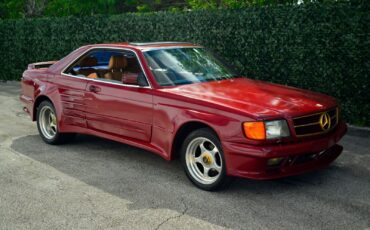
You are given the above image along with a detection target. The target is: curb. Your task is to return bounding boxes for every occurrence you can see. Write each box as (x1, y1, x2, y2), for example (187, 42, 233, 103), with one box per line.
(0, 80, 18, 84)
(347, 124, 370, 137)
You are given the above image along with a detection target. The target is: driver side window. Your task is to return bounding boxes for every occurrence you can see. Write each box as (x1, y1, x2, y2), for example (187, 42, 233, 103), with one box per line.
(65, 49, 148, 86)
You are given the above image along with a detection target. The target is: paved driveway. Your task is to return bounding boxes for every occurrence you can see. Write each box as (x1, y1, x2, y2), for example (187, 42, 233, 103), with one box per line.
(0, 82, 369, 229)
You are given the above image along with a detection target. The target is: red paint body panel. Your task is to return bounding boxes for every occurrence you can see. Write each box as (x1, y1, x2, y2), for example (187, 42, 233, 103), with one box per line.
(223, 121, 346, 179)
(162, 78, 337, 119)
(84, 81, 153, 142)
(20, 42, 347, 180)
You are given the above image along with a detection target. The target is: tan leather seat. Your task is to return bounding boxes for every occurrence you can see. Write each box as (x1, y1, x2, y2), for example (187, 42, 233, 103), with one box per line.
(121, 57, 143, 85)
(104, 56, 127, 81)
(78, 57, 97, 76)
(87, 73, 98, 79)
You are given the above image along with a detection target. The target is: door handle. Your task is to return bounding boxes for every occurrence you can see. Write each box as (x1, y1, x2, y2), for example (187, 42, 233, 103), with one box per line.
(89, 85, 101, 93)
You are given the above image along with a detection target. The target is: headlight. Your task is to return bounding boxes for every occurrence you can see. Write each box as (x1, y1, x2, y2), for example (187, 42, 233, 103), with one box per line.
(265, 120, 290, 139)
(243, 120, 290, 140)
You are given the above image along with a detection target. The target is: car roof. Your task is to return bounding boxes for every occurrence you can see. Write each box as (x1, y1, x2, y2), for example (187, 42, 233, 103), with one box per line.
(85, 41, 200, 51)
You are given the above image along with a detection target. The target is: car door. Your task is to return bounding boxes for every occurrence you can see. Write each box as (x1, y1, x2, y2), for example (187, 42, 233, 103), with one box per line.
(55, 53, 96, 128)
(83, 48, 153, 142)
(55, 74, 90, 128)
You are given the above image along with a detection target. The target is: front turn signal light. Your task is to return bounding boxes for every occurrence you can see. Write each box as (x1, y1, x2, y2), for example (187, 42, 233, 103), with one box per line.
(243, 121, 266, 140)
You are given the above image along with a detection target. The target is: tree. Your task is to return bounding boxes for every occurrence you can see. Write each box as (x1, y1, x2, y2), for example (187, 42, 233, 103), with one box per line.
(44, 0, 118, 17)
(0, 0, 25, 18)
(0, 0, 351, 19)
(25, 0, 48, 17)
(187, 0, 299, 9)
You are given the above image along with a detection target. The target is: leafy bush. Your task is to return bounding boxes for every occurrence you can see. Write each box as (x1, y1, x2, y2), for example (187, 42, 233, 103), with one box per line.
(0, 3, 368, 125)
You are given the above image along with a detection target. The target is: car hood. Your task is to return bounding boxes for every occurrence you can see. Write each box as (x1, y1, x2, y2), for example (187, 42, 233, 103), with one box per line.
(161, 78, 337, 119)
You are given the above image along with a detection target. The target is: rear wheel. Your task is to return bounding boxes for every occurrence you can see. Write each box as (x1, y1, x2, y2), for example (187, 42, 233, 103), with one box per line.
(181, 128, 230, 191)
(36, 100, 74, 144)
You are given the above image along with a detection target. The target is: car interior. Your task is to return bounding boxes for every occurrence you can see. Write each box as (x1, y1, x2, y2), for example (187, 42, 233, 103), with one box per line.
(65, 50, 148, 86)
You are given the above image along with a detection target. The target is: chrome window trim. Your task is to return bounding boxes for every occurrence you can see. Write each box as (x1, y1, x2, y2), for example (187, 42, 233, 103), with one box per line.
(60, 46, 152, 89)
(141, 46, 203, 52)
(129, 41, 192, 46)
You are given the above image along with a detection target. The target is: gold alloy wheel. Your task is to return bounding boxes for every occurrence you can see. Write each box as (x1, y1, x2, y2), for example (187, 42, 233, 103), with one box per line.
(185, 137, 223, 185)
(39, 106, 57, 140)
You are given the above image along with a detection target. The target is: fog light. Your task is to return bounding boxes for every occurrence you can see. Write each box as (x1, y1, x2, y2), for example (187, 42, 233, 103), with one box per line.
(267, 157, 284, 166)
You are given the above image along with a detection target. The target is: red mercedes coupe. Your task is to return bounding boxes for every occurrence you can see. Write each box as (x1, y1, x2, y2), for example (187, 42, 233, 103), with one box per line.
(20, 42, 347, 190)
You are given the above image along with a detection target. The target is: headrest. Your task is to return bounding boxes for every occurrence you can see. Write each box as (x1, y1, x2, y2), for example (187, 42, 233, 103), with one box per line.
(79, 57, 97, 67)
(109, 56, 127, 70)
(126, 58, 141, 72)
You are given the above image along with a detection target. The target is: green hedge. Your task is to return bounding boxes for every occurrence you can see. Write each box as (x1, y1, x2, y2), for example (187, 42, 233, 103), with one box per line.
(0, 3, 369, 125)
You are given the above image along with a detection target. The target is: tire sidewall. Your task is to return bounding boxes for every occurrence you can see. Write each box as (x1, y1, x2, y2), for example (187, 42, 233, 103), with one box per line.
(36, 100, 59, 144)
(181, 128, 228, 191)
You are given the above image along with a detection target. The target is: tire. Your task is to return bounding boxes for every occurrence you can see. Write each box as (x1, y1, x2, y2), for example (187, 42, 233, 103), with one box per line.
(181, 128, 231, 191)
(36, 100, 74, 145)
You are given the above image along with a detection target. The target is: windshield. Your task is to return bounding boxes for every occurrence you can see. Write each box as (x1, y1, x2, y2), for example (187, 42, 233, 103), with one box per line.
(143, 48, 237, 86)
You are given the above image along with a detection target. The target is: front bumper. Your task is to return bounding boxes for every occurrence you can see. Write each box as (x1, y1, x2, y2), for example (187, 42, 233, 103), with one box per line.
(223, 121, 347, 180)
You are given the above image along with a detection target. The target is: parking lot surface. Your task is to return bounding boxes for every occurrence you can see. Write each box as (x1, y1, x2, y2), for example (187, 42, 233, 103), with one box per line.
(0, 81, 369, 229)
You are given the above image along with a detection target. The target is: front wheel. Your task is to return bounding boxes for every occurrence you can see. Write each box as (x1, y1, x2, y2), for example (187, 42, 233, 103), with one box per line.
(181, 128, 230, 191)
(36, 100, 74, 145)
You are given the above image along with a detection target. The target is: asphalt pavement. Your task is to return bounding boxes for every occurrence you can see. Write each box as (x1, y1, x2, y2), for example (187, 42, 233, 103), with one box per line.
(0, 81, 369, 229)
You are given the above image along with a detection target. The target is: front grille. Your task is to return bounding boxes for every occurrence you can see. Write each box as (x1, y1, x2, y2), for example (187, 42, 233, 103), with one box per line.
(293, 108, 339, 137)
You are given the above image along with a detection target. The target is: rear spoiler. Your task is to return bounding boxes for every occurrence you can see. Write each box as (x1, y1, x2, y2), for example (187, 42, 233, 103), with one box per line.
(28, 61, 57, 70)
